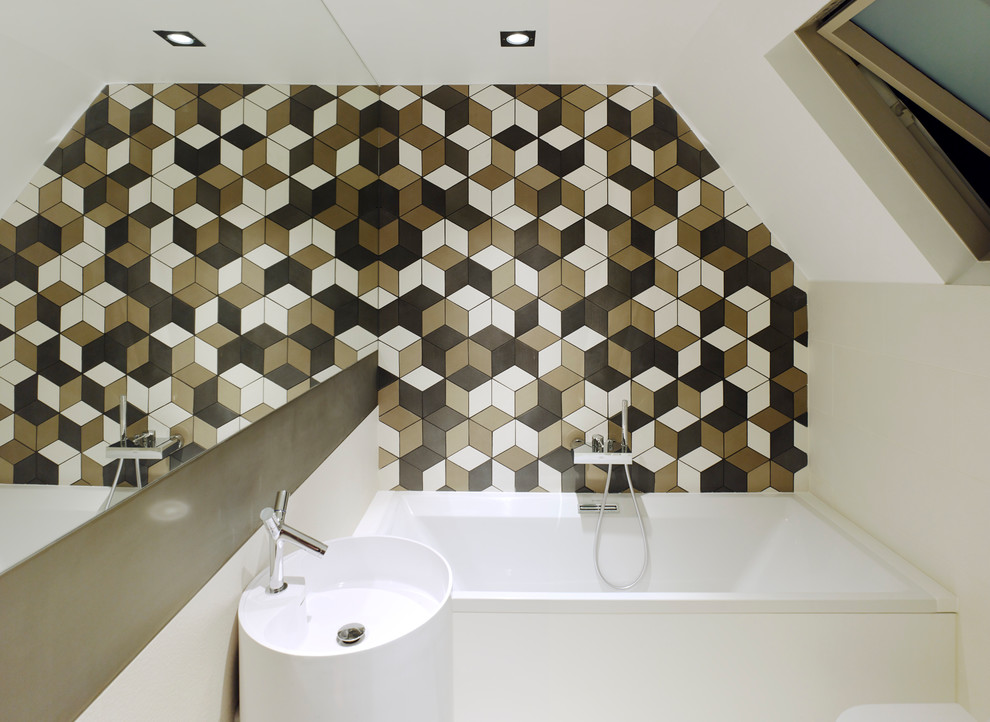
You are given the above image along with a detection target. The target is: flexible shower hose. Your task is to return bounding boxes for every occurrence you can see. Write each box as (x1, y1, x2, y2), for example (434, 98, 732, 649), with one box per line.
(594, 463, 649, 590)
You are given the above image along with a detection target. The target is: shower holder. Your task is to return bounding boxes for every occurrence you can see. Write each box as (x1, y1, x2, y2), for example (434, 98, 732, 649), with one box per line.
(106, 436, 181, 460)
(572, 444, 633, 465)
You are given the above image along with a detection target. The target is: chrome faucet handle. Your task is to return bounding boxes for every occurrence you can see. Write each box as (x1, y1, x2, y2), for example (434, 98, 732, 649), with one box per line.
(260, 501, 328, 594)
(591, 434, 605, 453)
(273, 490, 289, 525)
(260, 507, 281, 539)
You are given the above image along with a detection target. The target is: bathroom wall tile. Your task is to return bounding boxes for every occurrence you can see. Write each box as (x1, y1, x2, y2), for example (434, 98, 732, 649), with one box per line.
(1, 84, 806, 492)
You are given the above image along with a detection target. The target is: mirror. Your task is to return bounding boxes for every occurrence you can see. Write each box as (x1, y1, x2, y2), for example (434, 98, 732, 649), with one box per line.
(0, 59, 378, 571)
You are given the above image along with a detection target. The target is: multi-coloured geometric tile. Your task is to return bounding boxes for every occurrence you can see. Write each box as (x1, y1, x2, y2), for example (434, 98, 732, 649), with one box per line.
(374, 84, 807, 493)
(0, 84, 807, 493)
(0, 84, 379, 486)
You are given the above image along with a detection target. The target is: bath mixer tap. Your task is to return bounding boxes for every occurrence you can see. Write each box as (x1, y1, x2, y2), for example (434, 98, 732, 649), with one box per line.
(260, 491, 328, 594)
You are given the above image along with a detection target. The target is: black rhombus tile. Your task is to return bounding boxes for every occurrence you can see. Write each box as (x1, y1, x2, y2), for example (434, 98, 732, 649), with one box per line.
(422, 420, 446, 456)
(109, 164, 149, 189)
(589, 285, 627, 313)
(197, 402, 239, 428)
(587, 205, 628, 231)
(223, 124, 265, 150)
(58, 418, 82, 451)
(264, 259, 290, 293)
(424, 325, 465, 352)
(424, 86, 467, 111)
(269, 204, 310, 230)
(587, 366, 628, 393)
(448, 205, 488, 231)
(584, 342, 608, 376)
(703, 406, 745, 433)
(772, 286, 807, 312)
(290, 324, 333, 350)
(445, 101, 470, 135)
(770, 422, 794, 456)
(610, 327, 652, 352)
(723, 382, 748, 417)
(193, 378, 219, 413)
(244, 324, 285, 349)
(469, 461, 492, 491)
(773, 447, 807, 473)
(292, 85, 336, 110)
(514, 300, 538, 337)
(611, 165, 651, 192)
(677, 421, 703, 457)
(750, 326, 789, 352)
(36, 339, 59, 373)
(493, 125, 536, 151)
(537, 99, 562, 135)
(517, 405, 559, 432)
(513, 461, 538, 492)
(131, 203, 172, 229)
(412, 351, 448, 389)
(471, 325, 513, 351)
(537, 140, 583, 176)
(399, 460, 425, 491)
(199, 243, 239, 269)
(267, 364, 309, 390)
(540, 446, 573, 474)
(38, 361, 78, 386)
(514, 340, 539, 377)
(131, 361, 170, 388)
(491, 339, 515, 376)
(606, 100, 632, 136)
(425, 406, 467, 432)
(449, 366, 490, 391)
(680, 366, 721, 392)
(402, 444, 444, 473)
(14, 378, 37, 411)
(770, 346, 795, 377)
(20, 400, 58, 426)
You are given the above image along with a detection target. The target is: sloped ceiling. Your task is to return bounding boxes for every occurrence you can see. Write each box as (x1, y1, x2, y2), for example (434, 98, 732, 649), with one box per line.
(0, 0, 945, 282)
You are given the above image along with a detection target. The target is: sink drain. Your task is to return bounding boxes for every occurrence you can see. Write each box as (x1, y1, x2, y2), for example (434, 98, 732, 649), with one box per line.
(337, 623, 366, 646)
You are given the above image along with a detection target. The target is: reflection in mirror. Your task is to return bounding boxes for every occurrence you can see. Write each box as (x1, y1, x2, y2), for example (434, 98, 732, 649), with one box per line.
(0, 79, 379, 573)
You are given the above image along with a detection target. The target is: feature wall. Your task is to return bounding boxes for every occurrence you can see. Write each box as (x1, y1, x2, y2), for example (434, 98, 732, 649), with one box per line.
(0, 83, 806, 492)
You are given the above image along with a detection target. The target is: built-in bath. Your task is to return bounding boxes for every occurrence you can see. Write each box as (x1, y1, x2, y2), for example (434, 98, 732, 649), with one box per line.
(0, 484, 136, 572)
(354, 491, 957, 722)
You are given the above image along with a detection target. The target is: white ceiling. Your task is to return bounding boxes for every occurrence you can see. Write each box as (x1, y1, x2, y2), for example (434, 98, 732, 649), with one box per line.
(0, 0, 950, 283)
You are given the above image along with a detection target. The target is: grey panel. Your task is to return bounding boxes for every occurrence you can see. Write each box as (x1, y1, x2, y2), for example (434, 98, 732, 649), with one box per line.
(0, 354, 377, 722)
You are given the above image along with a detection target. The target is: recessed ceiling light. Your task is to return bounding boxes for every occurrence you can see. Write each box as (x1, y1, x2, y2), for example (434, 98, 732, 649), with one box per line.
(500, 31, 535, 47)
(154, 30, 205, 47)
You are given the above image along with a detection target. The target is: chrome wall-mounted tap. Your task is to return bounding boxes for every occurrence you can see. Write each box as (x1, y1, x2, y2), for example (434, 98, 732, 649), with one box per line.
(259, 490, 328, 594)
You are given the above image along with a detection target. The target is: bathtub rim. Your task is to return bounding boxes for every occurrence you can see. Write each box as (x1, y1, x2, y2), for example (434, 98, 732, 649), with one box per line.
(355, 491, 957, 614)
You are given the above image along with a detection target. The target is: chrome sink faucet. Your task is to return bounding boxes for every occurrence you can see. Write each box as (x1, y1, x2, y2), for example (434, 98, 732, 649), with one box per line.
(259, 490, 328, 594)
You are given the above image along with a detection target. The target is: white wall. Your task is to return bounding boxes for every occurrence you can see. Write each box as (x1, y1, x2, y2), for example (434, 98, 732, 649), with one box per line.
(0, 35, 102, 224)
(809, 282, 990, 718)
(76, 409, 381, 722)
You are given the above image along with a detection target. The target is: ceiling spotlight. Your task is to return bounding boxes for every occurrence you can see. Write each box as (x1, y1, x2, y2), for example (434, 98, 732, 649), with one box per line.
(155, 30, 205, 47)
(500, 31, 535, 47)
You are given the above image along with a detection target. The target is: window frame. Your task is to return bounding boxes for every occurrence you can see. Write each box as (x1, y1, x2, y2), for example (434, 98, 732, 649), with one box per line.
(809, 0, 990, 264)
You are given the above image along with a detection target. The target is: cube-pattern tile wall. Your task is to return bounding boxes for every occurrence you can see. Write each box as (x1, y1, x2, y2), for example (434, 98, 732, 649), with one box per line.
(0, 84, 380, 486)
(374, 85, 807, 493)
(0, 83, 807, 492)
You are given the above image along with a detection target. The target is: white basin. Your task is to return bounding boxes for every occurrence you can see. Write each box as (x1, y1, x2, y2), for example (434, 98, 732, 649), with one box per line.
(238, 535, 452, 722)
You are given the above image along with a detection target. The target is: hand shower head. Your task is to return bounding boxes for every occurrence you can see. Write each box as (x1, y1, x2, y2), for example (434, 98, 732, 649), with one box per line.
(620, 400, 629, 453)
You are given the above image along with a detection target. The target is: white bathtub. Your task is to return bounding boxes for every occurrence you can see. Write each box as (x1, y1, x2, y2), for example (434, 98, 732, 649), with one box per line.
(355, 492, 958, 722)
(0, 484, 134, 571)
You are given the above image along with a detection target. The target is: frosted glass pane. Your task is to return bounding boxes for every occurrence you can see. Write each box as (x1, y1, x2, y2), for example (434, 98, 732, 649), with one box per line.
(853, 0, 990, 120)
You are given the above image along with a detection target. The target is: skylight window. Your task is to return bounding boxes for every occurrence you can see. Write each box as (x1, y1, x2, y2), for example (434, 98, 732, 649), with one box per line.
(814, 0, 990, 263)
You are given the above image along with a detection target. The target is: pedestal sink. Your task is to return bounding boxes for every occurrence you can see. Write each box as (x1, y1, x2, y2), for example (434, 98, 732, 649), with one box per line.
(238, 535, 452, 722)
